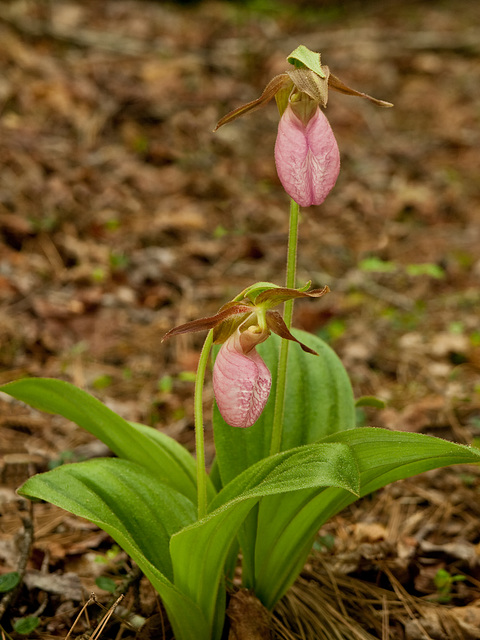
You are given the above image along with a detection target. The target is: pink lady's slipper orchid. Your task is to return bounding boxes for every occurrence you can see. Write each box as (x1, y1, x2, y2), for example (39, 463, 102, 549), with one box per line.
(275, 103, 340, 207)
(213, 326, 271, 428)
(215, 45, 392, 207)
(163, 281, 329, 427)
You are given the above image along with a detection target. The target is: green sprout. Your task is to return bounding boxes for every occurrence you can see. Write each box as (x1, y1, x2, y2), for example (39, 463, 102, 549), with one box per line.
(434, 568, 466, 603)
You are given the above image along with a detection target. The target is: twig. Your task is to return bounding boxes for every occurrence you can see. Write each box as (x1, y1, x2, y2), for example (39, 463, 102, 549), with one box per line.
(380, 565, 435, 640)
(90, 595, 124, 640)
(0, 624, 15, 640)
(65, 565, 144, 640)
(64, 595, 96, 640)
(72, 594, 124, 640)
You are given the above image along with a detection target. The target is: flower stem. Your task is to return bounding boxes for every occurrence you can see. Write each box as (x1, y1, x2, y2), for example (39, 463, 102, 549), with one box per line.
(194, 329, 213, 519)
(269, 198, 300, 456)
(284, 198, 300, 316)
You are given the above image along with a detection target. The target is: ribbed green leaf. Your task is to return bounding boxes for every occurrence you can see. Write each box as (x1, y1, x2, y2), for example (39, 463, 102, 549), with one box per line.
(171, 441, 359, 637)
(0, 378, 210, 502)
(18, 459, 208, 640)
(252, 428, 480, 608)
(211, 442, 359, 509)
(19, 459, 195, 578)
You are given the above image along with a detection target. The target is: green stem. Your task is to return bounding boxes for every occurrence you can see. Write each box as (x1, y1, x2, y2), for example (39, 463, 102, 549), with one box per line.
(194, 329, 213, 519)
(284, 198, 300, 317)
(269, 198, 300, 456)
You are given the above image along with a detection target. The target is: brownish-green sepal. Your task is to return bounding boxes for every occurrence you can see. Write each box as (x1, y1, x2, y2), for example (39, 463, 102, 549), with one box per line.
(266, 311, 318, 355)
(211, 303, 255, 344)
(255, 284, 330, 308)
(236, 281, 328, 307)
(214, 74, 292, 131)
(287, 67, 330, 107)
(162, 303, 252, 341)
(328, 71, 393, 107)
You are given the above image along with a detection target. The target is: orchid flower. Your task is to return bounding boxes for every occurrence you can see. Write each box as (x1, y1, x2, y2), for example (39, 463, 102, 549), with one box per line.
(163, 282, 329, 427)
(213, 326, 272, 428)
(215, 45, 392, 206)
(275, 101, 340, 206)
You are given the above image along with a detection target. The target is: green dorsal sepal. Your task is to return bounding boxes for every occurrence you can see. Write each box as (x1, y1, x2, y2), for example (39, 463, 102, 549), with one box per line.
(287, 45, 326, 78)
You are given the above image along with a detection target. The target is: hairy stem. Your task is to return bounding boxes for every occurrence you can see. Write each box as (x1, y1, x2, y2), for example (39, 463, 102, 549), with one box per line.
(194, 329, 214, 519)
(269, 198, 300, 456)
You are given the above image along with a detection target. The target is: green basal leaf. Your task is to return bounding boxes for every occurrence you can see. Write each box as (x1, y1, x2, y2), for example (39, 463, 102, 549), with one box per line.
(0, 378, 212, 503)
(287, 45, 326, 77)
(171, 441, 359, 638)
(18, 459, 209, 640)
(173, 499, 256, 639)
(130, 422, 212, 501)
(211, 442, 359, 509)
(325, 428, 480, 492)
(19, 459, 195, 579)
(252, 428, 480, 609)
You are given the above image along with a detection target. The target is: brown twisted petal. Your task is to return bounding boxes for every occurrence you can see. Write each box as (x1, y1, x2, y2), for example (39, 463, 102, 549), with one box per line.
(214, 74, 292, 131)
(162, 303, 252, 341)
(327, 71, 393, 107)
(266, 310, 318, 355)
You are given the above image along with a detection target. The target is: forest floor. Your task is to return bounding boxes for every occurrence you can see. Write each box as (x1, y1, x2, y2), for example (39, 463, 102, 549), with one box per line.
(1, 0, 480, 638)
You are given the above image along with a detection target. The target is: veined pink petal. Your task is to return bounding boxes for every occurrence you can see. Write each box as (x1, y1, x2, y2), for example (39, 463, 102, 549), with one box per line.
(213, 330, 272, 428)
(274, 105, 340, 207)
